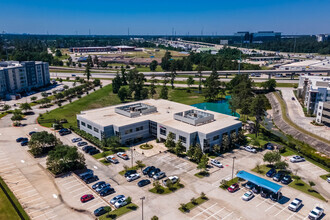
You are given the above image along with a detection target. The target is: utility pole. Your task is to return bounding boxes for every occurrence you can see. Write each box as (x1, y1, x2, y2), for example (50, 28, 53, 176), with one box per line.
(140, 196, 145, 220)
(231, 156, 236, 180)
(130, 147, 134, 168)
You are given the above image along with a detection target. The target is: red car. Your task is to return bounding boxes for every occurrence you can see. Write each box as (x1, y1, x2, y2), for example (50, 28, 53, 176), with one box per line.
(227, 183, 239, 193)
(80, 194, 94, 203)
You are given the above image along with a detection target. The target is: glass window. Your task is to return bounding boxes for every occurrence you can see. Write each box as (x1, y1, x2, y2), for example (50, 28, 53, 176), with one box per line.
(213, 135, 220, 141)
(81, 121, 86, 126)
(87, 124, 92, 129)
(160, 127, 166, 136)
(179, 135, 186, 143)
(94, 127, 99, 133)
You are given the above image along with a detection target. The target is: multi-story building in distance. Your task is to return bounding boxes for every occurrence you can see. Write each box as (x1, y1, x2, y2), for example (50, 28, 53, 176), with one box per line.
(76, 99, 242, 152)
(0, 61, 50, 99)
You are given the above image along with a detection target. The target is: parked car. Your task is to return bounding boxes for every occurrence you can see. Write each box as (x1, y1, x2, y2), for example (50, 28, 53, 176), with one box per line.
(273, 172, 285, 182)
(83, 145, 94, 152)
(16, 137, 27, 142)
(124, 170, 137, 177)
(84, 175, 99, 184)
(92, 181, 106, 190)
(96, 183, 110, 193)
(153, 171, 166, 180)
(227, 183, 239, 193)
(89, 148, 100, 155)
(79, 169, 93, 179)
(270, 192, 282, 201)
(327, 177, 330, 183)
(245, 181, 255, 189)
(266, 168, 277, 178)
(290, 155, 305, 163)
(148, 168, 161, 178)
(59, 128, 71, 136)
(138, 179, 151, 187)
(94, 206, 107, 216)
(29, 131, 37, 136)
(71, 137, 82, 143)
(163, 176, 179, 186)
(252, 186, 261, 194)
(210, 159, 223, 168)
(126, 173, 140, 182)
(242, 191, 254, 201)
(110, 195, 125, 205)
(77, 141, 88, 147)
(117, 152, 129, 160)
(292, 97, 295, 101)
(99, 187, 115, 197)
(143, 166, 155, 175)
(21, 140, 29, 146)
(264, 143, 274, 150)
(80, 194, 94, 203)
(243, 145, 257, 153)
(288, 198, 303, 212)
(114, 198, 128, 209)
(281, 175, 292, 184)
(261, 189, 271, 198)
(106, 156, 119, 164)
(308, 206, 324, 220)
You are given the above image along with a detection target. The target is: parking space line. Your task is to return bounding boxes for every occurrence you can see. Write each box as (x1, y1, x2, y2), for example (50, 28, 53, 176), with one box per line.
(32, 201, 46, 207)
(256, 199, 267, 207)
(82, 198, 100, 206)
(0, 166, 16, 172)
(19, 189, 36, 195)
(66, 182, 83, 189)
(197, 206, 214, 217)
(47, 215, 58, 219)
(275, 205, 288, 216)
(205, 207, 225, 220)
(13, 185, 33, 192)
(11, 182, 30, 189)
(2, 172, 21, 177)
(265, 202, 278, 212)
(70, 186, 86, 193)
(222, 211, 233, 220)
(21, 193, 39, 200)
(190, 203, 218, 219)
(73, 192, 91, 197)
(287, 211, 297, 220)
(25, 197, 42, 204)
(88, 201, 106, 210)
(31, 213, 45, 219)
(62, 179, 78, 186)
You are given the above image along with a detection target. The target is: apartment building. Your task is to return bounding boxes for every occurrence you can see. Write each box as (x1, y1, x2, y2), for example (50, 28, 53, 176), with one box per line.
(76, 99, 242, 152)
(316, 102, 330, 127)
(0, 61, 50, 99)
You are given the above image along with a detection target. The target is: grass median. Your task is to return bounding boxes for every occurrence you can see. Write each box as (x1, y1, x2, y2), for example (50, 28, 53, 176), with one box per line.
(99, 203, 138, 220)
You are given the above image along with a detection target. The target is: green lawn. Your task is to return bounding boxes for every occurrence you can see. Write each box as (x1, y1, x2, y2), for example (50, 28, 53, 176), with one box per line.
(219, 177, 239, 190)
(99, 203, 138, 220)
(149, 183, 184, 195)
(320, 174, 330, 180)
(179, 196, 209, 212)
(136, 65, 163, 72)
(194, 171, 210, 178)
(289, 179, 326, 201)
(0, 177, 30, 220)
(0, 112, 8, 119)
(251, 164, 271, 175)
(38, 84, 121, 128)
(169, 88, 206, 105)
(100, 159, 111, 166)
(118, 165, 145, 176)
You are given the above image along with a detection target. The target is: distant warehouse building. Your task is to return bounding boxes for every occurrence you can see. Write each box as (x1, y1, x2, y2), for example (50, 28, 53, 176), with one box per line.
(76, 99, 242, 152)
(70, 45, 138, 53)
(0, 61, 50, 99)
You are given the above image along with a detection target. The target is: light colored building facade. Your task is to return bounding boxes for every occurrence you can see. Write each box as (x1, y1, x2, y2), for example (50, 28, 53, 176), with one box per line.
(76, 99, 242, 152)
(316, 102, 330, 127)
(0, 61, 50, 99)
(297, 76, 330, 114)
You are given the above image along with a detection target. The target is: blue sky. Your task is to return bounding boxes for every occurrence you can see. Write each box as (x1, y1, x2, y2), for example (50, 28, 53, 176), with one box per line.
(1, 0, 329, 35)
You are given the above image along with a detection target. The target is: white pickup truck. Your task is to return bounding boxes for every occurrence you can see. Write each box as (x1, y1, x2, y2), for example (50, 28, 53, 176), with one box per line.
(308, 206, 324, 220)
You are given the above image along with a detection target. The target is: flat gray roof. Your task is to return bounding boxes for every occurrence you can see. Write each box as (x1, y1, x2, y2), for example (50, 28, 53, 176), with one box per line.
(77, 99, 241, 134)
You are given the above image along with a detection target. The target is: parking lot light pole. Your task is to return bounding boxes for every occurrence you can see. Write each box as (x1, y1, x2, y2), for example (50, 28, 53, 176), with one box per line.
(232, 156, 236, 180)
(140, 196, 145, 220)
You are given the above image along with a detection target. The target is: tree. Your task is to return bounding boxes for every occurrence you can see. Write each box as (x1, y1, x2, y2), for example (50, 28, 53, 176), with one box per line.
(63, 85, 69, 90)
(28, 131, 58, 156)
(180, 203, 188, 212)
(2, 104, 11, 111)
(187, 145, 196, 159)
(78, 62, 82, 68)
(174, 140, 186, 156)
(30, 96, 37, 102)
(165, 132, 176, 150)
(150, 60, 158, 71)
(153, 180, 162, 193)
(250, 95, 266, 137)
(193, 145, 203, 163)
(169, 61, 177, 89)
(186, 76, 195, 92)
(197, 154, 209, 170)
(112, 73, 122, 94)
(229, 95, 240, 116)
(196, 64, 204, 92)
(20, 102, 32, 113)
(212, 144, 221, 154)
(84, 62, 91, 81)
(55, 93, 64, 103)
(203, 69, 220, 101)
(40, 98, 51, 107)
(93, 79, 101, 87)
(263, 151, 281, 165)
(41, 92, 48, 98)
(135, 160, 144, 169)
(221, 133, 230, 152)
(308, 181, 315, 192)
(67, 56, 72, 66)
(159, 85, 168, 99)
(230, 132, 239, 148)
(118, 87, 128, 102)
(261, 79, 277, 92)
(240, 99, 251, 121)
(11, 113, 23, 126)
(121, 68, 128, 85)
(151, 216, 159, 220)
(161, 51, 172, 71)
(149, 74, 157, 98)
(93, 55, 99, 66)
(46, 145, 85, 175)
(200, 192, 207, 199)
(274, 160, 289, 170)
(55, 49, 62, 57)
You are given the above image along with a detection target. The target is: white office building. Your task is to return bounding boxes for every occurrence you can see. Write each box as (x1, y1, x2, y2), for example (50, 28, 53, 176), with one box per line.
(77, 99, 242, 152)
(316, 102, 330, 127)
(0, 61, 50, 99)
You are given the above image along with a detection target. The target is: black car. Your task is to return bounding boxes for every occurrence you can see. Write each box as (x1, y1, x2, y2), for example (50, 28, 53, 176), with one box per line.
(29, 131, 37, 136)
(21, 140, 29, 146)
(16, 137, 28, 142)
(124, 170, 137, 177)
(81, 173, 94, 181)
(148, 168, 161, 178)
(266, 168, 277, 178)
(84, 175, 99, 184)
(79, 169, 93, 179)
(58, 128, 71, 136)
(270, 192, 282, 202)
(261, 189, 271, 198)
(99, 187, 115, 197)
(264, 143, 274, 150)
(138, 179, 151, 187)
(94, 207, 107, 216)
(89, 149, 100, 155)
(77, 141, 88, 147)
(82, 145, 94, 152)
(143, 166, 155, 175)
(92, 181, 106, 190)
(281, 175, 292, 184)
(273, 172, 285, 182)
(252, 186, 261, 194)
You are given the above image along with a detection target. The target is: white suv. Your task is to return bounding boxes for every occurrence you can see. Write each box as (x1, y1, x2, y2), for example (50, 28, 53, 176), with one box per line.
(288, 198, 302, 212)
(243, 145, 257, 153)
(290, 155, 305, 163)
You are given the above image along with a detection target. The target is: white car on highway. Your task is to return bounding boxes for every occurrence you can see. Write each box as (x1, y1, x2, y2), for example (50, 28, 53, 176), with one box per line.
(290, 155, 305, 163)
(211, 159, 223, 168)
(243, 145, 257, 153)
(126, 173, 140, 182)
(241, 191, 254, 201)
